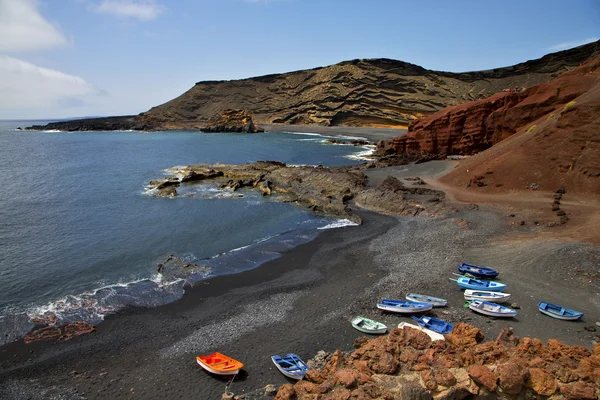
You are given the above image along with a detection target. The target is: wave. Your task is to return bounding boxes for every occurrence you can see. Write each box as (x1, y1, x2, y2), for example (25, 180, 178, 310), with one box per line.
(0, 216, 345, 345)
(345, 145, 376, 160)
(318, 219, 360, 230)
(284, 131, 368, 141)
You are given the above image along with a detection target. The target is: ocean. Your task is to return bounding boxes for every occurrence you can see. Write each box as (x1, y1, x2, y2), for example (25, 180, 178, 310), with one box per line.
(0, 120, 373, 345)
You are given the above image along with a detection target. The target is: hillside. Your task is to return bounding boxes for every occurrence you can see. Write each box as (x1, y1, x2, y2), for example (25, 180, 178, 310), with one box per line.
(383, 55, 600, 195)
(139, 40, 600, 129)
(28, 40, 600, 131)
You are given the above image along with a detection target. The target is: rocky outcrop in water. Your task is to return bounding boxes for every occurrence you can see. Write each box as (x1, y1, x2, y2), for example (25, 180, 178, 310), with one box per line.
(156, 254, 211, 281)
(26, 116, 147, 132)
(275, 324, 600, 399)
(147, 162, 448, 223)
(200, 109, 264, 133)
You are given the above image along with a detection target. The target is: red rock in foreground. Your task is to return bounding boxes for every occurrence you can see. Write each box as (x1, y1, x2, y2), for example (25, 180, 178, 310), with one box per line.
(24, 322, 95, 344)
(275, 324, 600, 399)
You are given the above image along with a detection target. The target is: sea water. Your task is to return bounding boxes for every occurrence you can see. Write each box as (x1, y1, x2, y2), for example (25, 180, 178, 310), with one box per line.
(0, 120, 374, 344)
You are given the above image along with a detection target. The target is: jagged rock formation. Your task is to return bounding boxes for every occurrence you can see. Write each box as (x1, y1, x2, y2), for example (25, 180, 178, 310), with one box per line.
(200, 109, 264, 133)
(377, 54, 600, 158)
(381, 54, 600, 196)
(275, 324, 600, 399)
(26, 41, 600, 131)
(147, 162, 448, 223)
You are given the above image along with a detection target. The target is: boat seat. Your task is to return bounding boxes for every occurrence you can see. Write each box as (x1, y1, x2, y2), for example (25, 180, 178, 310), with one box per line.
(559, 309, 566, 315)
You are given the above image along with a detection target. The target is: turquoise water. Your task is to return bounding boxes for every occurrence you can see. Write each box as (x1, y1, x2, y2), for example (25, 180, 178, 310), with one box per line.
(0, 120, 371, 344)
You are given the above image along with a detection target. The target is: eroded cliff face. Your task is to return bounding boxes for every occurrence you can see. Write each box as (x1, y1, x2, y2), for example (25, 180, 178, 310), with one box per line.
(26, 41, 600, 132)
(378, 55, 600, 157)
(275, 324, 600, 400)
(141, 41, 599, 130)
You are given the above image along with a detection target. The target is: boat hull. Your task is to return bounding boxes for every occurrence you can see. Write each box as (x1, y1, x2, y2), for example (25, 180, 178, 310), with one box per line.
(398, 322, 445, 341)
(464, 290, 511, 303)
(351, 317, 387, 334)
(377, 303, 432, 313)
(458, 263, 499, 278)
(538, 302, 583, 321)
(413, 316, 453, 334)
(468, 301, 517, 318)
(538, 309, 583, 321)
(405, 294, 447, 307)
(196, 358, 242, 375)
(271, 356, 308, 380)
(456, 277, 506, 292)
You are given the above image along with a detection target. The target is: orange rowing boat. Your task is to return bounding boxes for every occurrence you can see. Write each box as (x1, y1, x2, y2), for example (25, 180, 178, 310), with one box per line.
(196, 352, 243, 375)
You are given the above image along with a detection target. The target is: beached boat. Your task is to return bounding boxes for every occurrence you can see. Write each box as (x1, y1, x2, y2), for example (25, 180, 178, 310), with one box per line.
(468, 300, 517, 318)
(271, 353, 310, 380)
(464, 289, 511, 303)
(397, 322, 445, 341)
(405, 293, 447, 307)
(538, 302, 584, 321)
(411, 315, 454, 334)
(196, 352, 244, 375)
(450, 276, 506, 292)
(458, 263, 499, 278)
(350, 316, 387, 334)
(376, 298, 433, 313)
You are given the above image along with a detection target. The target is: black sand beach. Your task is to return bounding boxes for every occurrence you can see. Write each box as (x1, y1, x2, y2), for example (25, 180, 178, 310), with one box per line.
(1, 127, 599, 400)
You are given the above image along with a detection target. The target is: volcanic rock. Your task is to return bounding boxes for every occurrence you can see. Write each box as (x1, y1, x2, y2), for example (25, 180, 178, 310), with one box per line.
(24, 322, 95, 344)
(156, 254, 210, 280)
(27, 41, 600, 131)
(200, 109, 264, 133)
(435, 55, 600, 195)
(276, 324, 600, 399)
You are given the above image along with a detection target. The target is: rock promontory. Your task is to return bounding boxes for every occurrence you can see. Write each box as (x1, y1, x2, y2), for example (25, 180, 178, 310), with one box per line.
(147, 161, 448, 223)
(200, 109, 264, 133)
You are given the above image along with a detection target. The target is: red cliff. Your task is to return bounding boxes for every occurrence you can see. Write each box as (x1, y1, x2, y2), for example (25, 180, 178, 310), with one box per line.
(379, 56, 600, 156)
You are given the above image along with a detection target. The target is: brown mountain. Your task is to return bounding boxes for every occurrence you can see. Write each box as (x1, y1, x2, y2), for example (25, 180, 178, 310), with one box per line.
(28, 40, 600, 131)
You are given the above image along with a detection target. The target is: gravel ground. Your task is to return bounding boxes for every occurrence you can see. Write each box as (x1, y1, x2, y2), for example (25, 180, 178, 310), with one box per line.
(1, 204, 598, 399)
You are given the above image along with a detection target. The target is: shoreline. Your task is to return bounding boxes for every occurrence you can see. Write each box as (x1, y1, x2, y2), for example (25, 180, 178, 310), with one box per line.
(262, 123, 407, 143)
(1, 179, 599, 398)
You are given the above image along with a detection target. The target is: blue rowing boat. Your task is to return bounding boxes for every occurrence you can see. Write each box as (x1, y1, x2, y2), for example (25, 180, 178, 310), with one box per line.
(271, 354, 310, 380)
(458, 263, 499, 278)
(449, 276, 506, 292)
(411, 315, 454, 334)
(376, 299, 433, 313)
(538, 302, 584, 321)
(405, 293, 447, 307)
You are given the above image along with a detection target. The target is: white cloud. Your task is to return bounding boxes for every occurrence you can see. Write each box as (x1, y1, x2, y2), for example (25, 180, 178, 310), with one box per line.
(0, 55, 102, 118)
(548, 37, 599, 52)
(95, 0, 164, 21)
(0, 0, 69, 52)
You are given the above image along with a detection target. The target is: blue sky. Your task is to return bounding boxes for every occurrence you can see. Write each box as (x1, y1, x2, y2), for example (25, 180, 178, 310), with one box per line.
(1, 0, 598, 119)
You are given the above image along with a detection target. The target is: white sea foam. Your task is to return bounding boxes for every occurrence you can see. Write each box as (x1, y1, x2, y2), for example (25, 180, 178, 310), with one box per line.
(284, 131, 324, 137)
(42, 129, 62, 133)
(345, 145, 376, 160)
(318, 219, 360, 230)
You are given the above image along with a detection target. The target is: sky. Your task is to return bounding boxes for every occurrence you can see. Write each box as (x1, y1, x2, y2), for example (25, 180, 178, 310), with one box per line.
(1, 0, 599, 119)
